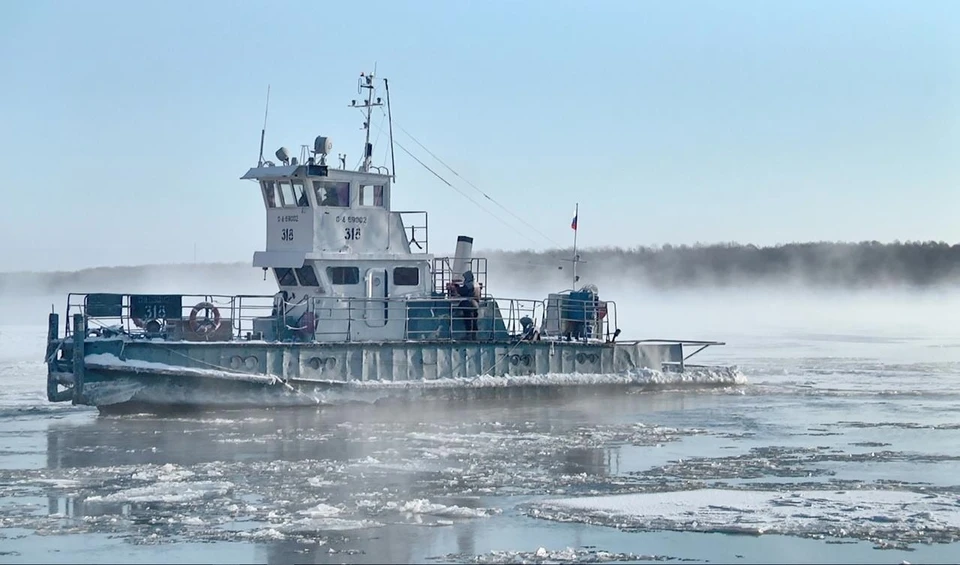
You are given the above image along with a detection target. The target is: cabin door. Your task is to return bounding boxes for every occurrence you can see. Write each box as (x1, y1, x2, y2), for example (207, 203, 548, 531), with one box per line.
(364, 268, 388, 327)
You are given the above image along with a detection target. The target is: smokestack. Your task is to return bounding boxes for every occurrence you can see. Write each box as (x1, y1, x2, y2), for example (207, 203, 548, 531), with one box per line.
(451, 235, 474, 282)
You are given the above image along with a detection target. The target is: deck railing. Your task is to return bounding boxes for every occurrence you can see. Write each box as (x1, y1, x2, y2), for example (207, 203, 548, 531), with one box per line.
(62, 291, 620, 344)
(278, 294, 546, 342)
(396, 210, 428, 254)
(64, 293, 276, 340)
(431, 257, 489, 297)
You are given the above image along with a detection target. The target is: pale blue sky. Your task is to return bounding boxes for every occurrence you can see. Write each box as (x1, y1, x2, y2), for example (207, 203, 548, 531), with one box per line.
(1, 0, 957, 272)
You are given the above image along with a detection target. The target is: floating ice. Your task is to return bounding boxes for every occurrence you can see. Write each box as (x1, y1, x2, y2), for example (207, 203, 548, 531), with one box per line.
(432, 547, 685, 563)
(131, 463, 195, 482)
(85, 481, 233, 503)
(299, 502, 342, 518)
(393, 498, 501, 518)
(280, 516, 383, 533)
(532, 488, 960, 546)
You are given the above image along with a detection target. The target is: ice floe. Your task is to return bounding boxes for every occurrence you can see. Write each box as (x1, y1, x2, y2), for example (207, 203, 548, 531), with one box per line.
(85, 481, 233, 503)
(531, 488, 960, 546)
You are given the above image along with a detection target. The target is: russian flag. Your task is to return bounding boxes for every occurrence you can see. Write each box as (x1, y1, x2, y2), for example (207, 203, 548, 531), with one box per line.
(571, 213, 578, 231)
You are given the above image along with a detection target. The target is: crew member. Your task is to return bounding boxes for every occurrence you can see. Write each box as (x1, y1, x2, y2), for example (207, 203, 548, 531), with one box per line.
(457, 271, 480, 340)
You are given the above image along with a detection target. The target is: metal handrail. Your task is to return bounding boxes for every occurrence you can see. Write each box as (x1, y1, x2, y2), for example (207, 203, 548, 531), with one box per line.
(395, 210, 428, 254)
(64, 292, 276, 339)
(432, 257, 489, 297)
(63, 292, 550, 343)
(297, 294, 544, 342)
(63, 291, 621, 344)
(540, 294, 618, 343)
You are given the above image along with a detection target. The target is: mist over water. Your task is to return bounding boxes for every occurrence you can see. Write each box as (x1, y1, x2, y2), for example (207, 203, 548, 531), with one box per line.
(3, 240, 960, 299)
(485, 241, 960, 290)
(2, 249, 959, 348)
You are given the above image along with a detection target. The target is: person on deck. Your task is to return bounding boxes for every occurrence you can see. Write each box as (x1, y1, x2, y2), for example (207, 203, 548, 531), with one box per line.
(457, 271, 480, 340)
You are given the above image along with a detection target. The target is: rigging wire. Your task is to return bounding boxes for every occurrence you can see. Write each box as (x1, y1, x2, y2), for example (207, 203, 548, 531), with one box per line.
(391, 138, 541, 245)
(372, 110, 385, 155)
(357, 108, 542, 246)
(364, 106, 562, 249)
(389, 116, 564, 249)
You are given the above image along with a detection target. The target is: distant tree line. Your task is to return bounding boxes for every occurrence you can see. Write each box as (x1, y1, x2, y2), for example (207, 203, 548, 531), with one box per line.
(1, 241, 959, 297)
(484, 241, 960, 289)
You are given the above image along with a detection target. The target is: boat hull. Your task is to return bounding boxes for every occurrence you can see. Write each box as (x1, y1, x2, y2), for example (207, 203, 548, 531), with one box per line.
(47, 334, 742, 414)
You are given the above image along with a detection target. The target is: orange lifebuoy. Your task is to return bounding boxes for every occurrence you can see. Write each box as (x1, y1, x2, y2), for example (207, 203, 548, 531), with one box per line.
(597, 301, 607, 320)
(189, 302, 221, 334)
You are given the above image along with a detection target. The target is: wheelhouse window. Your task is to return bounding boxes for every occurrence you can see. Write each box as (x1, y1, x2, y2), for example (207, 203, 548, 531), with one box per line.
(277, 180, 309, 207)
(262, 181, 278, 208)
(295, 266, 320, 287)
(292, 181, 308, 206)
(359, 184, 384, 207)
(315, 181, 350, 207)
(274, 268, 298, 286)
(327, 266, 360, 285)
(393, 266, 420, 286)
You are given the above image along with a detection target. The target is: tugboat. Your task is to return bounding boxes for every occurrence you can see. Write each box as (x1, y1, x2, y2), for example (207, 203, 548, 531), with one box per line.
(43, 72, 739, 414)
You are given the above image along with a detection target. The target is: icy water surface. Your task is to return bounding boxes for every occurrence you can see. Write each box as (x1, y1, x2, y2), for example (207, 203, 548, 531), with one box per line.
(1, 311, 960, 564)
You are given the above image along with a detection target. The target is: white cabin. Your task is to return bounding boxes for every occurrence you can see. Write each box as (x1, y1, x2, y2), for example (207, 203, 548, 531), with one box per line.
(243, 162, 432, 299)
(240, 158, 452, 341)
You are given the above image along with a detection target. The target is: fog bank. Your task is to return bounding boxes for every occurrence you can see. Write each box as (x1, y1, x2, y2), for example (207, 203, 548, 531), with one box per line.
(3, 242, 959, 300)
(484, 241, 960, 291)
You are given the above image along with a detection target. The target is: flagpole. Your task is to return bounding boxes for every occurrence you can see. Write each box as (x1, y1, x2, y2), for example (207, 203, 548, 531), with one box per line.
(572, 202, 579, 290)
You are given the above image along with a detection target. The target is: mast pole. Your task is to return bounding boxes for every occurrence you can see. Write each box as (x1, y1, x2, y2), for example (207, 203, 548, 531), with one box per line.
(257, 85, 270, 166)
(360, 72, 376, 172)
(572, 202, 579, 289)
(384, 78, 397, 182)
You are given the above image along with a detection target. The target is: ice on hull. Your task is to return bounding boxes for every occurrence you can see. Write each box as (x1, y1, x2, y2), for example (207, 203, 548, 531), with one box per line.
(62, 342, 743, 414)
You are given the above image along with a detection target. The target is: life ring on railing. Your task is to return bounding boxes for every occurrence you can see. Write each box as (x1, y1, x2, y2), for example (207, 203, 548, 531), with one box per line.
(597, 301, 608, 320)
(188, 301, 221, 334)
(296, 311, 318, 339)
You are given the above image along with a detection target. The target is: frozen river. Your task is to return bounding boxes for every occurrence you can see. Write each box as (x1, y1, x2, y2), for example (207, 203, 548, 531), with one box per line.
(1, 290, 960, 563)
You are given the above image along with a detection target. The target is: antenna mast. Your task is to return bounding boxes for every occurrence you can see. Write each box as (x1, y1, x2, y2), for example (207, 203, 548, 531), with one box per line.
(352, 71, 384, 173)
(257, 85, 271, 166)
(384, 78, 397, 182)
(572, 202, 580, 289)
